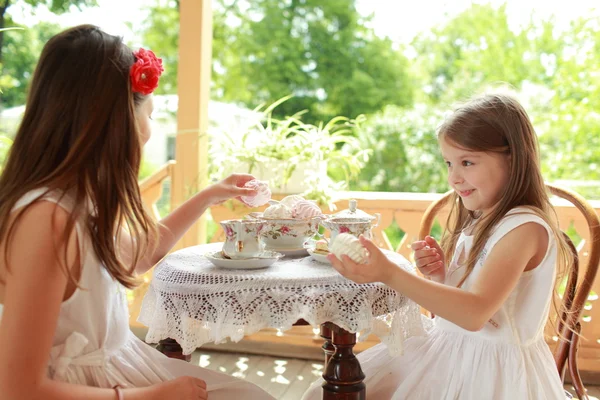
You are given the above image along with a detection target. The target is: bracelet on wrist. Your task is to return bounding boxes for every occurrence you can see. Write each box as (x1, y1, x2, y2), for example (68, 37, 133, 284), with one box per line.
(113, 385, 124, 400)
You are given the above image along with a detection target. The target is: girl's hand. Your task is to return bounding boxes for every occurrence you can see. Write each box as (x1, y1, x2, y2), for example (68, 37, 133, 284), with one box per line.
(150, 376, 208, 400)
(327, 235, 398, 284)
(411, 235, 445, 282)
(207, 173, 258, 206)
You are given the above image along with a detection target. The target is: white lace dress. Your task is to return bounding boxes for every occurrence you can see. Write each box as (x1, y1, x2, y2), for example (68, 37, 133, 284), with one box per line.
(0, 189, 274, 399)
(302, 208, 566, 400)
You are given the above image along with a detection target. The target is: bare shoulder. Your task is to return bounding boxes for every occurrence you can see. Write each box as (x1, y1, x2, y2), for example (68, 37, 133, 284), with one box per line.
(513, 221, 549, 269)
(1, 200, 78, 276)
(486, 221, 549, 272)
(512, 220, 548, 238)
(494, 221, 548, 250)
(6, 200, 72, 246)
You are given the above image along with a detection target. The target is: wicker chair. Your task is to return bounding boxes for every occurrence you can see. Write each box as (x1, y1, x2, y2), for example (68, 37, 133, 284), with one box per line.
(417, 184, 600, 400)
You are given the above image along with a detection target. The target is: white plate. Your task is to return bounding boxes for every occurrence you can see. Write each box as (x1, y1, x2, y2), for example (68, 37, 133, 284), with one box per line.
(264, 246, 308, 257)
(307, 248, 332, 264)
(204, 251, 283, 269)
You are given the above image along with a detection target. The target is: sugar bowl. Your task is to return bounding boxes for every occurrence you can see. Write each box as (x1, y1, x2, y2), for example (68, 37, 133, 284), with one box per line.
(321, 199, 380, 241)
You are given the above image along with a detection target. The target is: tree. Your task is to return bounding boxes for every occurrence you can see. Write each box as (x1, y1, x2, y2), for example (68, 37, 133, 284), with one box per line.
(410, 4, 562, 106)
(0, 0, 97, 108)
(0, 0, 97, 62)
(133, 0, 179, 94)
(408, 4, 600, 198)
(352, 104, 448, 193)
(139, 0, 415, 123)
(529, 16, 600, 198)
(1, 19, 61, 107)
(136, 1, 600, 198)
(228, 0, 414, 122)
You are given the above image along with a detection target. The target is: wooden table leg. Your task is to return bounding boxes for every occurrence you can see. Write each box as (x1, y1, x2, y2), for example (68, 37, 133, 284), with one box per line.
(321, 324, 366, 400)
(320, 323, 335, 366)
(156, 338, 192, 362)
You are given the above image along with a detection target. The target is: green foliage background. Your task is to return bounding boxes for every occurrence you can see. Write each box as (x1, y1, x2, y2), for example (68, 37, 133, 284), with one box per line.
(135, 1, 600, 198)
(1, 1, 599, 201)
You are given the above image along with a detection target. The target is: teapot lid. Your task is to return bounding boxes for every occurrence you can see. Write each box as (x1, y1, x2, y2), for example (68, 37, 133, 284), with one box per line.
(332, 199, 375, 220)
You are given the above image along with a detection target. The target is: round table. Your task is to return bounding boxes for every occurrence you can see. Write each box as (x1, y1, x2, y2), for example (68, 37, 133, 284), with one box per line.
(139, 242, 426, 399)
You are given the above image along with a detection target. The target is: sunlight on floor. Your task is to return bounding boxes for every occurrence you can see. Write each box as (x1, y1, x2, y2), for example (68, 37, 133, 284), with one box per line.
(198, 354, 211, 368)
(232, 357, 249, 379)
(190, 349, 599, 400)
(311, 363, 323, 378)
(271, 360, 290, 385)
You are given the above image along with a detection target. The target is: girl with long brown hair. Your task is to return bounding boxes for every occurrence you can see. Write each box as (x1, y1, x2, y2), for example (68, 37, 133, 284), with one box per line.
(303, 92, 571, 399)
(0, 25, 274, 400)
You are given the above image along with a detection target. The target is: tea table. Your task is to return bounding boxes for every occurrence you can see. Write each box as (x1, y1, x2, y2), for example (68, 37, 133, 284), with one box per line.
(138, 242, 427, 399)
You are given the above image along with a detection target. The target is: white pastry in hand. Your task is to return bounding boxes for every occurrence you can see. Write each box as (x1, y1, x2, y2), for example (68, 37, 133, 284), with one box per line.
(330, 233, 368, 264)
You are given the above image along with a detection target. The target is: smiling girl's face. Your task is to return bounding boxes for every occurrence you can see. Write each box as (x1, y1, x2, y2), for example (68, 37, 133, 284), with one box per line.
(440, 136, 511, 217)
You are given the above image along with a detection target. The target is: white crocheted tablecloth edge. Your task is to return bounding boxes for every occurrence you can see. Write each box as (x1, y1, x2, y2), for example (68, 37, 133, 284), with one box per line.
(139, 282, 429, 356)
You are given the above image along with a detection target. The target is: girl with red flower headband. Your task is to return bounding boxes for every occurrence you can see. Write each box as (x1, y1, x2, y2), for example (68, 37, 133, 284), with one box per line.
(0, 25, 273, 400)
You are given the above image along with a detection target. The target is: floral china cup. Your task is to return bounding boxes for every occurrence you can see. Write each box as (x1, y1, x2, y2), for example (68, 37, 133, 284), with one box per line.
(220, 219, 266, 259)
(259, 216, 321, 250)
(321, 199, 381, 242)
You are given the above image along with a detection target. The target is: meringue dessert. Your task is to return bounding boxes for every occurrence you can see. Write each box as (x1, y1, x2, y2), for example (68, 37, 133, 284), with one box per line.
(279, 194, 305, 209)
(330, 233, 368, 264)
(262, 203, 293, 219)
(241, 180, 272, 207)
(292, 199, 322, 220)
(260, 195, 322, 220)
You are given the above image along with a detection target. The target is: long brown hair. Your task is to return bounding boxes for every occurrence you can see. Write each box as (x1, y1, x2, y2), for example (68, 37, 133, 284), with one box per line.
(438, 93, 572, 290)
(0, 25, 157, 289)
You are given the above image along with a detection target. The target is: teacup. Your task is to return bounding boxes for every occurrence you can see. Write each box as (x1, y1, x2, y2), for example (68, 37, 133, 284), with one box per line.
(220, 219, 265, 259)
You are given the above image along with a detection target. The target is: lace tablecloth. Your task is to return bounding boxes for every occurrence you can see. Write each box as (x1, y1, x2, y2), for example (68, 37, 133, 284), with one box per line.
(139, 242, 427, 355)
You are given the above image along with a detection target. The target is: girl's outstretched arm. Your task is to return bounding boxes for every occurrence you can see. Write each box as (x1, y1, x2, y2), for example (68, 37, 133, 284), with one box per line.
(0, 203, 190, 400)
(125, 174, 258, 274)
(329, 222, 548, 332)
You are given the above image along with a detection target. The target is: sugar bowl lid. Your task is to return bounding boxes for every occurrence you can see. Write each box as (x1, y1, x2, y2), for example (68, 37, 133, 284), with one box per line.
(331, 199, 376, 220)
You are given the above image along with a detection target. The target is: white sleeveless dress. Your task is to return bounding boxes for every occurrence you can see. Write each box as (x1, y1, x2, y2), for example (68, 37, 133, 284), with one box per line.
(302, 207, 566, 400)
(0, 188, 274, 399)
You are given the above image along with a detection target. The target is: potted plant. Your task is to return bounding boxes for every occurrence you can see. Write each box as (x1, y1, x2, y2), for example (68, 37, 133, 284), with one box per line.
(209, 96, 371, 210)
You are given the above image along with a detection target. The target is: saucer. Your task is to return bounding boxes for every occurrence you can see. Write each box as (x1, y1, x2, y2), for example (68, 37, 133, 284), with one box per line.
(204, 251, 284, 269)
(307, 248, 332, 265)
(264, 246, 308, 257)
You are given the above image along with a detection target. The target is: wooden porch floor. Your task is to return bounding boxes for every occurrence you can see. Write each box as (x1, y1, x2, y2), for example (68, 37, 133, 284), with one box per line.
(190, 349, 600, 400)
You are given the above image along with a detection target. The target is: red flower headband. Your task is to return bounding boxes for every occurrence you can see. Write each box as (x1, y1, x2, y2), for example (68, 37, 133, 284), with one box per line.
(130, 48, 164, 95)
